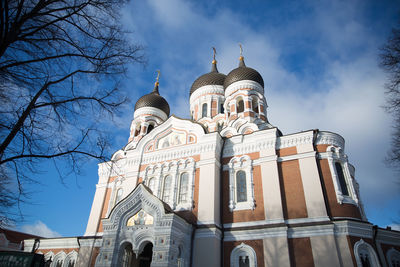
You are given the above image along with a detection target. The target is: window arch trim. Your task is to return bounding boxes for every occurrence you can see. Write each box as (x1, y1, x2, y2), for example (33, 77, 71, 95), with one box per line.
(228, 155, 255, 212)
(387, 248, 400, 267)
(230, 243, 257, 267)
(326, 146, 359, 206)
(354, 239, 381, 267)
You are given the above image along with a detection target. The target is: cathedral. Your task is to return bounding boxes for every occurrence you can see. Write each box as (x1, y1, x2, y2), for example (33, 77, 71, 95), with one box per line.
(24, 49, 400, 267)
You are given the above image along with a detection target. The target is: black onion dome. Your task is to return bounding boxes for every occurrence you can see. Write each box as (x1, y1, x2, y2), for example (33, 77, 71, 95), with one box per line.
(190, 61, 226, 96)
(224, 57, 264, 89)
(134, 83, 170, 116)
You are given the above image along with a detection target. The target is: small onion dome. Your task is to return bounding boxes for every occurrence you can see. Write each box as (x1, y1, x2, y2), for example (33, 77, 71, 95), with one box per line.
(224, 56, 264, 90)
(134, 81, 170, 116)
(190, 60, 226, 96)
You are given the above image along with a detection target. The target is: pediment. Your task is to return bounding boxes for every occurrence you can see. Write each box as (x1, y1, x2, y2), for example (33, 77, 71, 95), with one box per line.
(102, 184, 172, 232)
(127, 116, 205, 153)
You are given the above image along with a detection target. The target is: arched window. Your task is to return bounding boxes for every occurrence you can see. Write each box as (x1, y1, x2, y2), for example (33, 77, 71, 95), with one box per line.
(387, 248, 400, 267)
(67, 260, 75, 267)
(335, 162, 349, 196)
(55, 260, 63, 267)
(148, 178, 156, 194)
(252, 98, 258, 113)
(354, 239, 380, 267)
(115, 188, 123, 205)
(202, 103, 208, 118)
(134, 125, 140, 137)
(178, 173, 189, 203)
(177, 245, 184, 267)
(147, 124, 154, 134)
(236, 171, 247, 202)
(237, 98, 244, 113)
(120, 243, 133, 267)
(218, 121, 224, 132)
(162, 175, 172, 203)
(230, 243, 257, 267)
(65, 251, 77, 267)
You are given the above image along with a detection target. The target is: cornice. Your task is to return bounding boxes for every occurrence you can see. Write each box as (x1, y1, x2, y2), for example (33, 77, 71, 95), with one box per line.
(189, 84, 225, 105)
(316, 131, 345, 150)
(133, 107, 168, 121)
(225, 80, 264, 97)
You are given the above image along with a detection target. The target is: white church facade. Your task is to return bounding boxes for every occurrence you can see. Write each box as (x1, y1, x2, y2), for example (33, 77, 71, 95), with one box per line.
(24, 50, 400, 267)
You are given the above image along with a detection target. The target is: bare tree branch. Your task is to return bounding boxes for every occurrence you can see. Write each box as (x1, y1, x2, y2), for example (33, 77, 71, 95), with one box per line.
(380, 26, 400, 169)
(0, 0, 144, 226)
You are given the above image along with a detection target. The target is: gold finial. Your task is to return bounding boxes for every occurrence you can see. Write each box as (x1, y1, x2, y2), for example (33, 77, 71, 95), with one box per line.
(155, 70, 160, 86)
(239, 43, 244, 60)
(212, 47, 217, 64)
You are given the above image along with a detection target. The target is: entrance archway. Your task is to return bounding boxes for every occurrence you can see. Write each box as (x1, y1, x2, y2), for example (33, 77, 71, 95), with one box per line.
(120, 242, 153, 267)
(137, 242, 153, 267)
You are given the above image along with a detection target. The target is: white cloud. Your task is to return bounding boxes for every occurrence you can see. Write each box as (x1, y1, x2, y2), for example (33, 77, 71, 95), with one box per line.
(389, 224, 400, 231)
(21, 221, 61, 238)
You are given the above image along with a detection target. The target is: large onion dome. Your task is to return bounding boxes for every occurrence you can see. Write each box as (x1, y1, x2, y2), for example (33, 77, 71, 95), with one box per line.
(134, 81, 170, 116)
(224, 56, 264, 90)
(190, 60, 226, 96)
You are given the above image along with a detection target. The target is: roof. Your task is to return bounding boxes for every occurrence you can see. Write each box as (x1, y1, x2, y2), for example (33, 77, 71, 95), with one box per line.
(224, 58, 264, 89)
(0, 228, 42, 244)
(190, 61, 226, 96)
(134, 84, 170, 116)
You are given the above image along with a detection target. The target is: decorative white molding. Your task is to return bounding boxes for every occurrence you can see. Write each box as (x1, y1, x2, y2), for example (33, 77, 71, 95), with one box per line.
(225, 80, 264, 97)
(288, 224, 335, 238)
(316, 131, 345, 150)
(194, 228, 222, 240)
(143, 157, 196, 211)
(228, 155, 255, 212)
(189, 84, 225, 105)
(224, 227, 288, 241)
(324, 145, 360, 207)
(223, 219, 284, 228)
(134, 107, 168, 121)
(24, 237, 79, 250)
(285, 216, 330, 225)
(277, 131, 314, 149)
(387, 248, 400, 267)
(230, 243, 258, 267)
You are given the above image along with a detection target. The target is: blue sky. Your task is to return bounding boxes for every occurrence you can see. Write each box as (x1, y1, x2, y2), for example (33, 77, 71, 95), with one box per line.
(15, 0, 400, 237)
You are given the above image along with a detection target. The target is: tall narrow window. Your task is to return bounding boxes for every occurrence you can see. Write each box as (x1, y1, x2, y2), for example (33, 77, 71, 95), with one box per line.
(359, 252, 371, 267)
(237, 98, 244, 113)
(335, 163, 349, 196)
(148, 178, 156, 194)
(115, 188, 123, 205)
(162, 175, 172, 203)
(239, 256, 250, 267)
(252, 98, 258, 113)
(236, 171, 247, 202)
(134, 126, 140, 137)
(220, 103, 224, 114)
(178, 173, 189, 203)
(147, 124, 154, 133)
(202, 103, 208, 118)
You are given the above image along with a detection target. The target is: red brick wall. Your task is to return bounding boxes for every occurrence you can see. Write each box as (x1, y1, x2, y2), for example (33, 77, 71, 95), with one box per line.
(288, 237, 314, 267)
(278, 160, 308, 219)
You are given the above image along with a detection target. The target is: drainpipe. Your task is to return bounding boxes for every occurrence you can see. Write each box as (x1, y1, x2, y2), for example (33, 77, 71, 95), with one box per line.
(372, 225, 383, 266)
